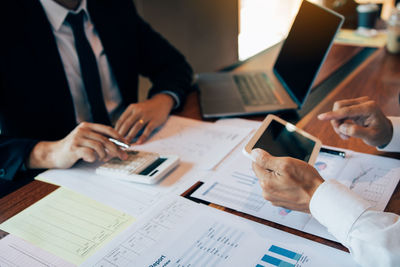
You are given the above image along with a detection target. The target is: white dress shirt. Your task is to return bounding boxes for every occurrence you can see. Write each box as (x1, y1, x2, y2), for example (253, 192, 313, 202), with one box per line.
(40, 0, 123, 124)
(379, 117, 400, 152)
(39, 0, 180, 125)
(310, 117, 400, 267)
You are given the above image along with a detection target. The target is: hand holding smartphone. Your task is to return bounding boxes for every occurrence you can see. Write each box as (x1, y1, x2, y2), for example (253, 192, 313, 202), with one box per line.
(243, 115, 321, 165)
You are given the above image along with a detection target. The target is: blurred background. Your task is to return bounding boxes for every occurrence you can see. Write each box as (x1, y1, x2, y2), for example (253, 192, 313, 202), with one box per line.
(133, 0, 395, 99)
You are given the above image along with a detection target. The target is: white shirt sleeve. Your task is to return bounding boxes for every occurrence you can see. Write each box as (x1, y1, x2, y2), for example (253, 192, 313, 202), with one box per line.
(378, 117, 400, 152)
(310, 179, 400, 267)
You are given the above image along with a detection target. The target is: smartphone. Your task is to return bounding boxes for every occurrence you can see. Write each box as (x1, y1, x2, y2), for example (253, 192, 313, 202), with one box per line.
(243, 115, 321, 165)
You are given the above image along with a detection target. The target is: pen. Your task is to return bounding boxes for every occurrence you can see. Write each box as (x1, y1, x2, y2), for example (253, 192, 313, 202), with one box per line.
(108, 138, 130, 149)
(320, 147, 346, 158)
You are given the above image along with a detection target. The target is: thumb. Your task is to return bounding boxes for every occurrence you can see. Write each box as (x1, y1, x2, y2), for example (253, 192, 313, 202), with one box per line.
(251, 148, 277, 170)
(338, 123, 371, 140)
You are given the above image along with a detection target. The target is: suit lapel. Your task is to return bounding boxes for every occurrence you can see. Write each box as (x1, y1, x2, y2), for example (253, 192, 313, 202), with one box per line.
(20, 0, 77, 132)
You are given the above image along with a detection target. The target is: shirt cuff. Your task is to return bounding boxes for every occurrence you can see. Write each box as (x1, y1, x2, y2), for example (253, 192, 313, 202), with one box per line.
(378, 117, 400, 152)
(309, 179, 372, 244)
(158, 91, 180, 110)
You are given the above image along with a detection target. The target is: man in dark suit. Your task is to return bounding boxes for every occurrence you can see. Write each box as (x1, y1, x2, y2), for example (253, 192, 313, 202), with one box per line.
(0, 0, 193, 195)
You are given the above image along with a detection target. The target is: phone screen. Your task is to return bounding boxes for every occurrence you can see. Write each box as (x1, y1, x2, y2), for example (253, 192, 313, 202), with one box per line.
(252, 120, 316, 162)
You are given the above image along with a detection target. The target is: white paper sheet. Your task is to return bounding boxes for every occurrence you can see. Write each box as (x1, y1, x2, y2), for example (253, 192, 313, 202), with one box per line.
(37, 162, 208, 218)
(82, 196, 357, 267)
(215, 117, 263, 129)
(191, 143, 400, 241)
(0, 234, 75, 267)
(133, 116, 252, 170)
(314, 146, 400, 211)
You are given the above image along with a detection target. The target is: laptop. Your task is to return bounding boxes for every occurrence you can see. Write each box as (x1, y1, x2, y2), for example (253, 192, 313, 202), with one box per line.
(197, 0, 344, 118)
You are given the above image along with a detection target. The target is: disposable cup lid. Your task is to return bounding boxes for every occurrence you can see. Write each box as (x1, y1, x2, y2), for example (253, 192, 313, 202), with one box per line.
(357, 4, 379, 13)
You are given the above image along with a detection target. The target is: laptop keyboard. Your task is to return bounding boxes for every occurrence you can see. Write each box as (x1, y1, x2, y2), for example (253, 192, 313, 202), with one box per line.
(234, 73, 279, 106)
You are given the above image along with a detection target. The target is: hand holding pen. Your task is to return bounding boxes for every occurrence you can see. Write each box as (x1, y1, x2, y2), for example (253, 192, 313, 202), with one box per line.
(28, 123, 129, 170)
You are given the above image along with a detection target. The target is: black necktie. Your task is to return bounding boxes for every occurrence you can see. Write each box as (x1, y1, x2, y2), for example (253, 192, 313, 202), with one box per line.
(66, 11, 111, 125)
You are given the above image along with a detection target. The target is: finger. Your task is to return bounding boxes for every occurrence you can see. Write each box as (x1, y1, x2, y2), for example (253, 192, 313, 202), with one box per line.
(115, 108, 132, 132)
(136, 122, 155, 144)
(85, 123, 125, 141)
(250, 148, 281, 172)
(252, 161, 275, 181)
(118, 113, 142, 138)
(76, 147, 97, 163)
(338, 122, 371, 139)
(331, 119, 342, 132)
(331, 118, 347, 132)
(83, 131, 127, 160)
(317, 102, 371, 121)
(331, 120, 347, 136)
(318, 97, 370, 120)
(126, 120, 146, 143)
(340, 133, 349, 140)
(332, 96, 370, 111)
(330, 116, 350, 139)
(79, 138, 107, 161)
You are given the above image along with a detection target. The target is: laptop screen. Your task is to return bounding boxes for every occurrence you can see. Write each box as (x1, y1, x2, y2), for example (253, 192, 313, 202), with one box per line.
(273, 1, 343, 106)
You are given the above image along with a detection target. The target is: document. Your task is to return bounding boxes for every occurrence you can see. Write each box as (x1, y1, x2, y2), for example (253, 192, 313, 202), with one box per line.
(215, 117, 263, 129)
(0, 188, 135, 266)
(314, 146, 400, 211)
(191, 144, 400, 241)
(36, 116, 247, 217)
(192, 148, 317, 235)
(0, 234, 75, 267)
(37, 162, 209, 217)
(134, 116, 252, 170)
(82, 196, 356, 267)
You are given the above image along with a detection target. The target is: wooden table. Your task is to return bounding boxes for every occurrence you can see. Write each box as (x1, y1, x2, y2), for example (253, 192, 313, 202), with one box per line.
(1, 44, 399, 253)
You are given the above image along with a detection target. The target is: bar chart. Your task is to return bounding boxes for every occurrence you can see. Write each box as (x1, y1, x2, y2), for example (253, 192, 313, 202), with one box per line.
(256, 244, 310, 267)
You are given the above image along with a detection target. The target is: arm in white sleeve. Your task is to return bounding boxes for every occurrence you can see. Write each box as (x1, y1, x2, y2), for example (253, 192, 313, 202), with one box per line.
(378, 117, 400, 152)
(310, 179, 400, 267)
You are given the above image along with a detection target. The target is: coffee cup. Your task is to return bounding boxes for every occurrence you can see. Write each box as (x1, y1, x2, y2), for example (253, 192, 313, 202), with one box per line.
(357, 4, 379, 29)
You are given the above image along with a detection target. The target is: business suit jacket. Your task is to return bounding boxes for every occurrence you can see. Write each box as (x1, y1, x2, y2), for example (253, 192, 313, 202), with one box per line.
(0, 0, 193, 184)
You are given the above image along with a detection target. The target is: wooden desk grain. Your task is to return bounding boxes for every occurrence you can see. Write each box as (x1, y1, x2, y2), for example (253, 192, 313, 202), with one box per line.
(1, 45, 398, 254)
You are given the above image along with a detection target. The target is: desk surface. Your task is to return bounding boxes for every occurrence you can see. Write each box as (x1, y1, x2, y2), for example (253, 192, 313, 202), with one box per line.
(1, 44, 399, 252)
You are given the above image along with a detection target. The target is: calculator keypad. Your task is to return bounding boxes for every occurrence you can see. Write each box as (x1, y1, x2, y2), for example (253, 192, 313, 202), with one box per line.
(98, 151, 159, 175)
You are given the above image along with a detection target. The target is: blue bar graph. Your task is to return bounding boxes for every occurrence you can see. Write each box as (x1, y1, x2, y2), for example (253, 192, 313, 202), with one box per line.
(261, 254, 295, 267)
(256, 244, 304, 267)
(269, 245, 301, 261)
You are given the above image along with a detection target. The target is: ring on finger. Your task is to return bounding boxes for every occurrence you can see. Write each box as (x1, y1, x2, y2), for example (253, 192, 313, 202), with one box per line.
(138, 119, 144, 124)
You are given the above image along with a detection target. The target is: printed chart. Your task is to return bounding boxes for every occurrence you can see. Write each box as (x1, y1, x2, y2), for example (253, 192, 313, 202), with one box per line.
(83, 196, 356, 267)
(173, 222, 244, 266)
(256, 245, 310, 267)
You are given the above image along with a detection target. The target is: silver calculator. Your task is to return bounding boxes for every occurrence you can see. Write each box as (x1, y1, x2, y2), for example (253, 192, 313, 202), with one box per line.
(96, 150, 180, 184)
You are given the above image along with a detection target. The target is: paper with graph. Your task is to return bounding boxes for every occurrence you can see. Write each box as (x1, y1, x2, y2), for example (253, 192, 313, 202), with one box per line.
(314, 146, 400, 211)
(192, 145, 400, 241)
(0, 188, 135, 265)
(82, 196, 356, 267)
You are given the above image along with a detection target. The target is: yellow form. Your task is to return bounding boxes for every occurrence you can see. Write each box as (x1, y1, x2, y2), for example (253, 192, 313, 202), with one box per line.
(0, 187, 135, 266)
